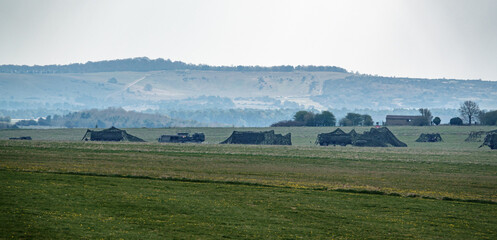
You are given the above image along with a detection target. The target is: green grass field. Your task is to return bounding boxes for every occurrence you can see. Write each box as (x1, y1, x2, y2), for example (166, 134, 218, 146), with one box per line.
(1, 126, 496, 238)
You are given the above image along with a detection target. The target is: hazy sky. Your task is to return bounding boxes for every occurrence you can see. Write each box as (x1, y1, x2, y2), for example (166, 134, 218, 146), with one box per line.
(1, 0, 496, 80)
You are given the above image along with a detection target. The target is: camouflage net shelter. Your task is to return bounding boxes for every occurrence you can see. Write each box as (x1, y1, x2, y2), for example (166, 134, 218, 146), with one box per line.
(416, 133, 443, 142)
(316, 127, 407, 147)
(465, 131, 486, 142)
(315, 128, 357, 146)
(81, 127, 145, 142)
(220, 130, 291, 145)
(479, 131, 497, 149)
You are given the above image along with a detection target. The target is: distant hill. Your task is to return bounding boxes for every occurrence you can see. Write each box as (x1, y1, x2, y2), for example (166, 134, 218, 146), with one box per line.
(1, 58, 496, 126)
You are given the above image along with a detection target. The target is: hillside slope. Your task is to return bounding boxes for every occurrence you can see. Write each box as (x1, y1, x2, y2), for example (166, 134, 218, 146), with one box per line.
(2, 70, 496, 111)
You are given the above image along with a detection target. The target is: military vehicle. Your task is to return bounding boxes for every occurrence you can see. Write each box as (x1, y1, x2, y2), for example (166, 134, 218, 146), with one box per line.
(158, 132, 205, 143)
(9, 136, 32, 140)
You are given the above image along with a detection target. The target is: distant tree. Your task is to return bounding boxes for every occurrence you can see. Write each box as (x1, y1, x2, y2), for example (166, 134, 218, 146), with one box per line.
(343, 113, 363, 126)
(273, 110, 336, 127)
(293, 111, 315, 126)
(479, 110, 497, 125)
(107, 77, 118, 84)
(37, 115, 52, 126)
(15, 119, 38, 126)
(433, 117, 441, 126)
(340, 113, 372, 126)
(362, 114, 374, 126)
(477, 110, 486, 124)
(459, 101, 480, 125)
(418, 108, 433, 125)
(293, 111, 310, 122)
(0, 122, 18, 129)
(449, 117, 463, 125)
(314, 111, 336, 126)
(339, 118, 353, 126)
(0, 116, 11, 123)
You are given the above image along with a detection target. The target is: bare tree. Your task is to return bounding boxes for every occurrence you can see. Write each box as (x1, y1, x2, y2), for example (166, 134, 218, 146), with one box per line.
(459, 101, 480, 125)
(418, 108, 433, 125)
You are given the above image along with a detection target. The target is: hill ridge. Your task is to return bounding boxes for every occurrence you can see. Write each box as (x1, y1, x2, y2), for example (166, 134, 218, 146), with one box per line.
(0, 57, 347, 74)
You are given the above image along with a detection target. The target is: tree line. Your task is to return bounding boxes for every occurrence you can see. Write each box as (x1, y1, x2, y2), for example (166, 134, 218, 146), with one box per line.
(4, 101, 496, 129)
(422, 101, 497, 126)
(13, 108, 201, 128)
(0, 57, 347, 74)
(271, 101, 497, 128)
(271, 111, 374, 127)
(451, 100, 497, 125)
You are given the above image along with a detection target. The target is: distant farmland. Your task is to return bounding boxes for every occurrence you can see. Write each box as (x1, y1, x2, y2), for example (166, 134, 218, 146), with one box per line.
(1, 126, 496, 238)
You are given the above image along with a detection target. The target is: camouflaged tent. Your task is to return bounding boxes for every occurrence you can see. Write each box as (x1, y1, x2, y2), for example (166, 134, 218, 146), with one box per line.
(316, 127, 407, 147)
(466, 129, 497, 142)
(220, 130, 291, 145)
(353, 127, 407, 147)
(465, 131, 486, 142)
(415, 133, 443, 142)
(316, 128, 357, 146)
(479, 131, 497, 149)
(81, 127, 145, 142)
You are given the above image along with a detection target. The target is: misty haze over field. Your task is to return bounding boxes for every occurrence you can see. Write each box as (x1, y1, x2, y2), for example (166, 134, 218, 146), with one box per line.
(1, 58, 496, 127)
(1, 0, 496, 127)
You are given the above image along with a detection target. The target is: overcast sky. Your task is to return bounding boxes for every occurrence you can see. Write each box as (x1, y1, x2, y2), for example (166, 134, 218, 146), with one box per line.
(1, 0, 496, 80)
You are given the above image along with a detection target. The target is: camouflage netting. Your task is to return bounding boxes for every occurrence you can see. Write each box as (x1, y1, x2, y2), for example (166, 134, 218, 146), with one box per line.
(81, 127, 145, 142)
(465, 131, 486, 142)
(479, 131, 497, 150)
(316, 127, 407, 147)
(315, 128, 356, 146)
(416, 133, 443, 142)
(220, 130, 291, 145)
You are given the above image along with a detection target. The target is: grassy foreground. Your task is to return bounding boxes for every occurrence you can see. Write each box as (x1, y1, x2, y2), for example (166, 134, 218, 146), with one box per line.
(1, 139, 496, 201)
(1, 126, 496, 238)
(1, 170, 496, 239)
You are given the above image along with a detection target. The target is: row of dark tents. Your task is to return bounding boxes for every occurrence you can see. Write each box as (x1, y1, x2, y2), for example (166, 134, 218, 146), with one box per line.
(8, 126, 495, 149)
(80, 127, 408, 148)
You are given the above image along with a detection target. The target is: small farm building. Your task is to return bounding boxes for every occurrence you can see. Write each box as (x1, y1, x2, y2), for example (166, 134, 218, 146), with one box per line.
(385, 115, 425, 126)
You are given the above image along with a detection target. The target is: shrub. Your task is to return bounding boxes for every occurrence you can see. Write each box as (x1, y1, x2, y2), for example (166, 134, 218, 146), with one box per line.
(449, 117, 463, 125)
(339, 113, 373, 126)
(480, 110, 497, 125)
(433, 117, 441, 125)
(272, 110, 336, 127)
